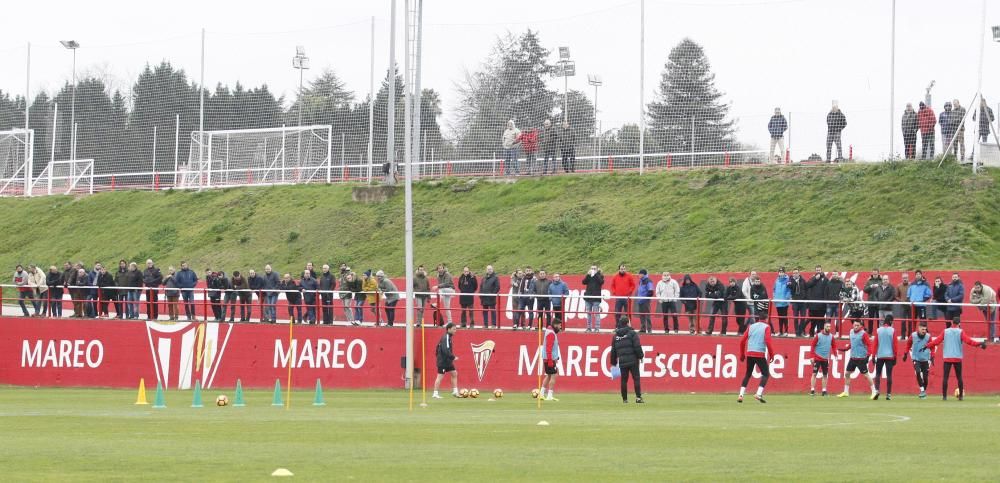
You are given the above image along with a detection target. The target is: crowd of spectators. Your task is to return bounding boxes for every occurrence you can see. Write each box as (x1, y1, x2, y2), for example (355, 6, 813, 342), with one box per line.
(9, 260, 999, 343)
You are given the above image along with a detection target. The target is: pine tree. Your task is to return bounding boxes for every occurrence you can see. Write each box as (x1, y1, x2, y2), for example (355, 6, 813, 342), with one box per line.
(647, 38, 734, 156)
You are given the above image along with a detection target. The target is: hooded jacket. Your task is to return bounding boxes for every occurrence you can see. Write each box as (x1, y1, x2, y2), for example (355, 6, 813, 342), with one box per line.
(678, 275, 701, 310)
(610, 324, 644, 369)
(772, 274, 791, 308)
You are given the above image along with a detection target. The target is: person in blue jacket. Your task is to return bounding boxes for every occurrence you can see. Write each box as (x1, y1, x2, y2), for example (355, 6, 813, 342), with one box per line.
(944, 273, 965, 322)
(772, 267, 792, 336)
(636, 269, 655, 333)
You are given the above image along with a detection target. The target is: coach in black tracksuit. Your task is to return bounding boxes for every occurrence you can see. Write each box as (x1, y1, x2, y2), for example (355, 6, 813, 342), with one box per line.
(611, 317, 645, 404)
(432, 323, 459, 398)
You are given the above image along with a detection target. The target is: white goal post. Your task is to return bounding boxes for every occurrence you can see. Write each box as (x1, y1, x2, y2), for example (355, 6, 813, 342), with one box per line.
(179, 125, 333, 189)
(0, 129, 34, 197)
(30, 159, 95, 196)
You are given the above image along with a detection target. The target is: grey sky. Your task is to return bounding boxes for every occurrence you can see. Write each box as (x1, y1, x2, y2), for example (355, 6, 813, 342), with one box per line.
(2, 0, 998, 160)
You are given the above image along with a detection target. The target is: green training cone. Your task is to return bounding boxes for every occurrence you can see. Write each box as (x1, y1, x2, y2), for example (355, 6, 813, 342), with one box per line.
(152, 380, 166, 409)
(313, 379, 326, 406)
(191, 379, 204, 408)
(233, 379, 246, 407)
(271, 379, 284, 406)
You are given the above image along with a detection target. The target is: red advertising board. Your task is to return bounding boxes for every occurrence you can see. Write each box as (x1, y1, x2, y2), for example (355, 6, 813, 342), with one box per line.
(2, 316, 997, 393)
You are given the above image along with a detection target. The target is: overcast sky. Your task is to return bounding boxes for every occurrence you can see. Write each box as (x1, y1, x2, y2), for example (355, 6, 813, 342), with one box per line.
(2, 0, 998, 160)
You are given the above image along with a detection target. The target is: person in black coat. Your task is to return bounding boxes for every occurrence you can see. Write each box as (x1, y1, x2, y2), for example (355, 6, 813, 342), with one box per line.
(319, 264, 336, 324)
(725, 277, 746, 334)
(611, 316, 645, 403)
(46, 266, 65, 318)
(479, 265, 501, 329)
(804, 266, 828, 336)
(703, 276, 727, 335)
(279, 273, 303, 323)
(826, 102, 847, 162)
(457, 266, 478, 328)
(96, 266, 116, 318)
(432, 323, 459, 398)
(582, 265, 605, 332)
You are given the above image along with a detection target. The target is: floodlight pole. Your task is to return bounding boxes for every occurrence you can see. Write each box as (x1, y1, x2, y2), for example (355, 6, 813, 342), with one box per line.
(639, 0, 645, 174)
(367, 16, 375, 184)
(971, 0, 986, 174)
(293, 47, 309, 177)
(387, 0, 397, 184)
(60, 41, 80, 160)
(889, 0, 896, 161)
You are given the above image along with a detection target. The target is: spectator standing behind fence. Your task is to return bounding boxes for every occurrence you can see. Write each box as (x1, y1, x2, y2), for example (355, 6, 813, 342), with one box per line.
(610, 264, 636, 323)
(869, 275, 896, 332)
(510, 268, 524, 329)
(703, 276, 727, 335)
(112, 260, 127, 318)
(952, 99, 967, 160)
(840, 280, 865, 330)
(87, 263, 100, 318)
(224, 271, 240, 322)
(435, 264, 456, 326)
(939, 102, 955, 158)
(125, 262, 143, 319)
(894, 273, 910, 328)
(28, 264, 47, 316)
(345, 272, 364, 325)
(945, 273, 964, 322)
(635, 269, 654, 334)
(479, 265, 500, 329)
(741, 271, 758, 320)
(863, 269, 882, 331)
(300, 269, 318, 324)
(376, 270, 399, 327)
(518, 267, 537, 329)
(906, 271, 931, 337)
(98, 265, 117, 318)
(46, 266, 63, 318)
(458, 266, 478, 328)
(279, 273, 302, 323)
(548, 273, 569, 323)
(656, 272, 680, 334)
(789, 268, 808, 337)
(559, 121, 576, 173)
(319, 264, 335, 325)
(362, 270, 379, 323)
(521, 128, 538, 176)
(540, 119, 558, 175)
(72, 268, 90, 317)
(533, 270, 552, 327)
(143, 259, 163, 321)
(973, 98, 995, 142)
(902, 103, 918, 159)
(772, 268, 791, 336)
(804, 267, 828, 336)
(14, 265, 32, 316)
(163, 267, 179, 321)
(767, 107, 787, 163)
(969, 281, 996, 343)
(413, 265, 431, 327)
(262, 264, 280, 323)
(826, 101, 847, 162)
(918, 102, 936, 159)
(930, 275, 947, 321)
(337, 264, 354, 325)
(679, 274, 702, 334)
(725, 277, 745, 334)
(174, 262, 198, 320)
(582, 265, 604, 332)
(502, 120, 521, 176)
(247, 269, 263, 320)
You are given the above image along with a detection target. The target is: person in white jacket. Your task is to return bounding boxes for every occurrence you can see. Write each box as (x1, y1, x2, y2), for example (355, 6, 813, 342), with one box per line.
(655, 272, 680, 333)
(28, 263, 49, 316)
(742, 271, 758, 319)
(501, 120, 521, 176)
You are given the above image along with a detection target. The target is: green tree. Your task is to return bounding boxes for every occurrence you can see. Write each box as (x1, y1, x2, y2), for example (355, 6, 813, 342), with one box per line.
(128, 62, 201, 173)
(453, 30, 557, 159)
(553, 89, 596, 155)
(647, 38, 734, 155)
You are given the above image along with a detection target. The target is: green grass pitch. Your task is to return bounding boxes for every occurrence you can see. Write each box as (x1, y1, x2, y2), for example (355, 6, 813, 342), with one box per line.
(1, 387, 998, 481)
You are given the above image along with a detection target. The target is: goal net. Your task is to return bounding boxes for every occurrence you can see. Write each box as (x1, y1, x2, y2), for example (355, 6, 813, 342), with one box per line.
(178, 125, 334, 189)
(30, 159, 94, 196)
(0, 129, 34, 196)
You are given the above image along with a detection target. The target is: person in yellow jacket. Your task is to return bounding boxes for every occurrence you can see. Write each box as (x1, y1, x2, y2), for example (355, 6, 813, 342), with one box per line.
(362, 269, 380, 324)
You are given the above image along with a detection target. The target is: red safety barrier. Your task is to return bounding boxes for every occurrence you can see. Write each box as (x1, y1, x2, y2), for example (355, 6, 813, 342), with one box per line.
(785, 149, 790, 164)
(3, 316, 999, 392)
(110, 176, 116, 190)
(154, 174, 160, 191)
(608, 156, 614, 172)
(247, 169, 253, 185)
(849, 145, 853, 161)
(342, 165, 347, 181)
(446, 161, 453, 177)
(724, 152, 730, 167)
(666, 154, 672, 169)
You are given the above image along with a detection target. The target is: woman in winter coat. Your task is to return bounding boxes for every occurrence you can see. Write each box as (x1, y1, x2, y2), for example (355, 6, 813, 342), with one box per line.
(678, 274, 702, 334)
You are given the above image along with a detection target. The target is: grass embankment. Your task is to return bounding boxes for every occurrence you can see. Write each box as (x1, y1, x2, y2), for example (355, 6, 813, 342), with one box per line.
(0, 388, 999, 481)
(0, 161, 998, 275)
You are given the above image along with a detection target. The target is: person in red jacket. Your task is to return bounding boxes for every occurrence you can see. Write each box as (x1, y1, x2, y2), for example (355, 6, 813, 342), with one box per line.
(521, 128, 538, 175)
(610, 264, 636, 323)
(917, 102, 936, 159)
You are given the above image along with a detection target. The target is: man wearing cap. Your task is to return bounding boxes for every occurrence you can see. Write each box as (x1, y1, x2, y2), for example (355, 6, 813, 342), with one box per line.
(767, 107, 787, 163)
(540, 318, 562, 401)
(376, 270, 399, 327)
(635, 269, 655, 334)
(432, 323, 460, 399)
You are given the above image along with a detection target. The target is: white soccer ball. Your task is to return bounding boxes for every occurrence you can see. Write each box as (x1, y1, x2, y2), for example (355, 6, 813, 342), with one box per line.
(216, 394, 229, 406)
(493, 388, 504, 399)
(531, 388, 540, 399)
(459, 388, 470, 398)
(469, 388, 480, 398)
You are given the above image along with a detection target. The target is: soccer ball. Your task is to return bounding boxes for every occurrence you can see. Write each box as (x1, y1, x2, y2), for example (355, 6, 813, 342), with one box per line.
(215, 394, 229, 406)
(469, 389, 480, 398)
(531, 388, 541, 399)
(954, 388, 962, 398)
(459, 388, 470, 398)
(493, 388, 504, 399)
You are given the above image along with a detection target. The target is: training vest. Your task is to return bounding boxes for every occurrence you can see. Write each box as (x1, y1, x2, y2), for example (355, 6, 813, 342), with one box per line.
(910, 332, 931, 362)
(849, 329, 869, 359)
(876, 326, 895, 358)
(544, 329, 561, 361)
(814, 333, 834, 360)
(747, 322, 767, 354)
(943, 327, 965, 360)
